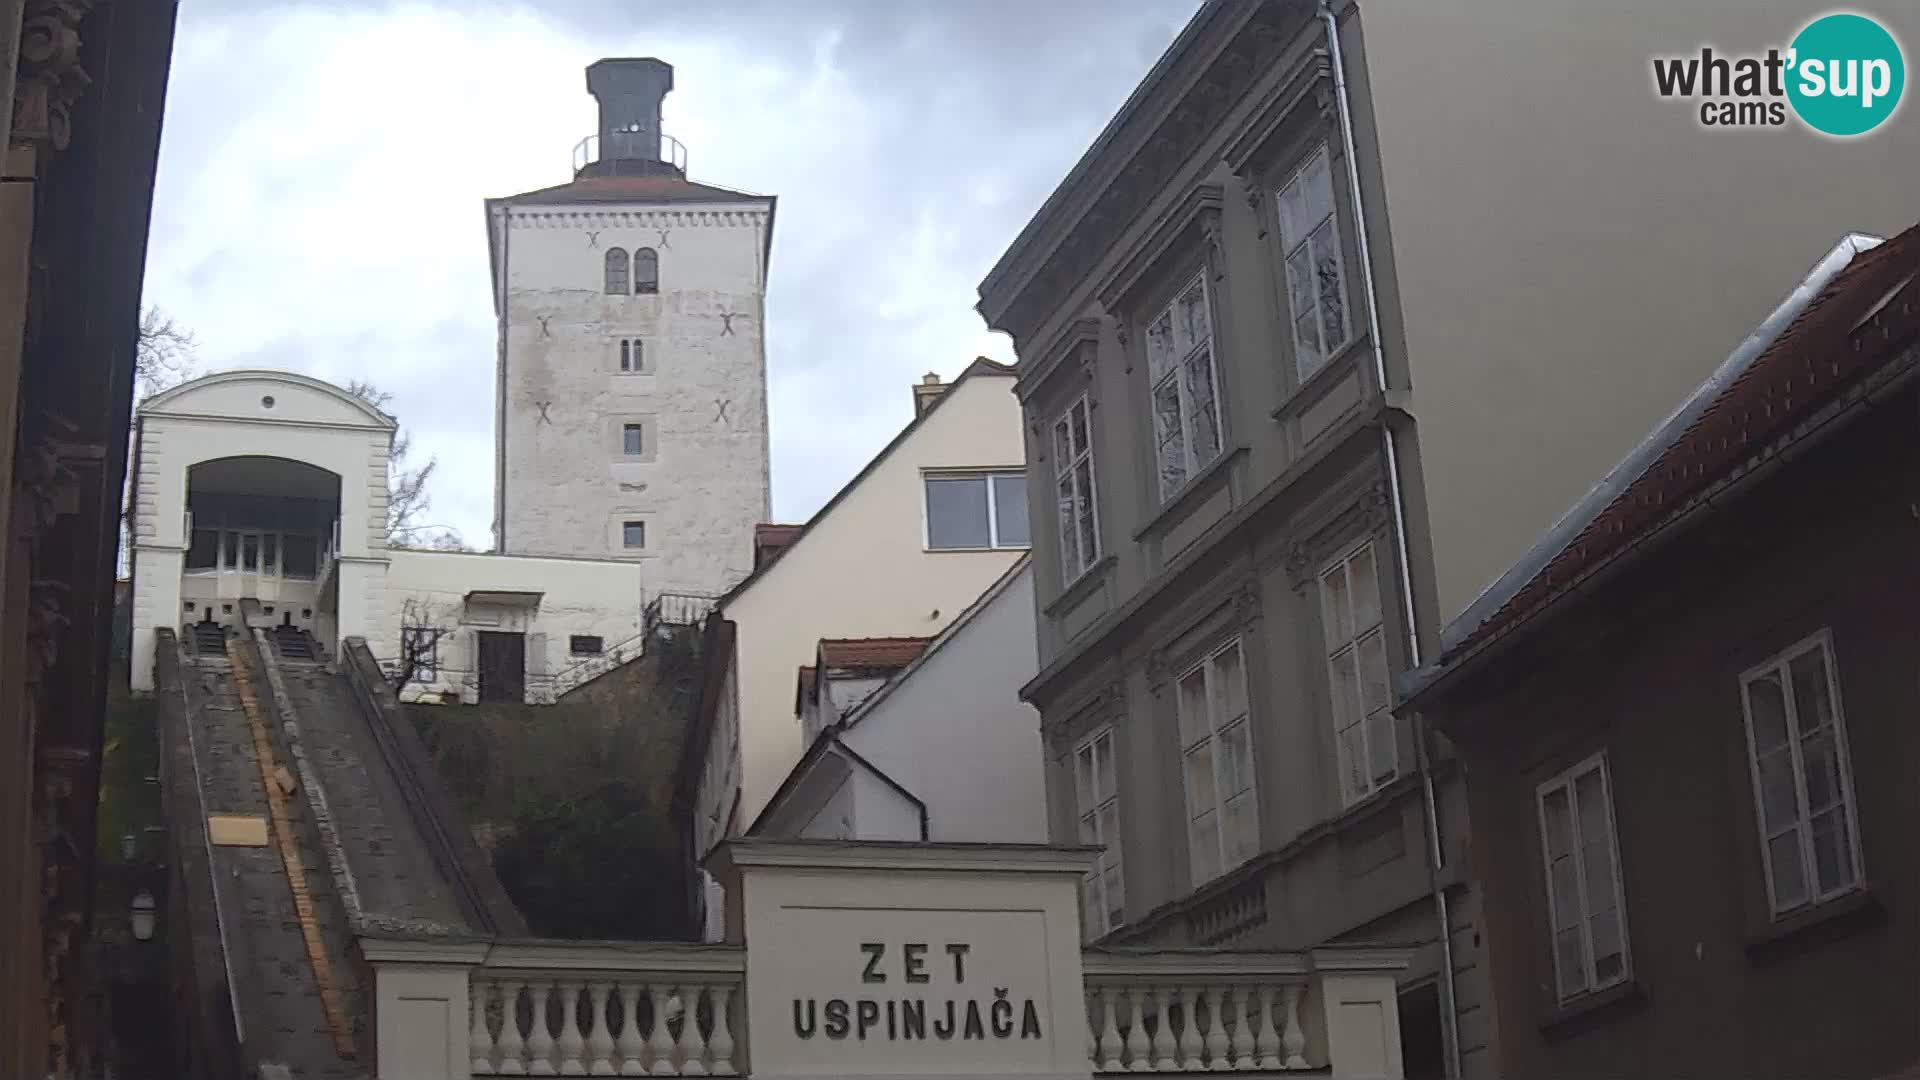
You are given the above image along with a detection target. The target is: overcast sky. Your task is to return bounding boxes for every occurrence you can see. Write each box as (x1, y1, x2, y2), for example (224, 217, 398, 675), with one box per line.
(143, 0, 1197, 545)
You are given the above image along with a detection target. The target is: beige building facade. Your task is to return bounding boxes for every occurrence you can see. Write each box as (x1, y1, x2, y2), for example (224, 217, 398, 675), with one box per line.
(976, 2, 1918, 1078)
(688, 361, 1030, 860)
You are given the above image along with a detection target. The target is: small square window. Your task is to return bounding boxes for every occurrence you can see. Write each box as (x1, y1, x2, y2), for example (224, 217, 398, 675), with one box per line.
(622, 521, 646, 549)
(570, 635, 605, 656)
(623, 423, 644, 456)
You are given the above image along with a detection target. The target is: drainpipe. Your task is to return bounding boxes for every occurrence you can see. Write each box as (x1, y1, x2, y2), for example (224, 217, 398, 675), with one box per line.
(1319, 4, 1462, 1078)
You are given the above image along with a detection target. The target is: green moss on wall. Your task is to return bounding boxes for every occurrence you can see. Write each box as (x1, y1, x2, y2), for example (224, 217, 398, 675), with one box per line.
(407, 627, 705, 939)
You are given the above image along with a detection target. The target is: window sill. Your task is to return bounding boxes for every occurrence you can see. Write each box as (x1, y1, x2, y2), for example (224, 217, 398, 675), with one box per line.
(1044, 554, 1116, 618)
(1133, 446, 1247, 542)
(1744, 886, 1884, 964)
(924, 545, 1032, 555)
(1538, 979, 1647, 1041)
(1271, 333, 1372, 423)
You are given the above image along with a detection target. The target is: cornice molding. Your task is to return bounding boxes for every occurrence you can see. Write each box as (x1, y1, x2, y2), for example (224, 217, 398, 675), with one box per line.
(1015, 315, 1104, 406)
(1220, 51, 1334, 176)
(506, 208, 769, 230)
(1094, 182, 1225, 317)
(1285, 482, 1392, 590)
(986, 1, 1300, 342)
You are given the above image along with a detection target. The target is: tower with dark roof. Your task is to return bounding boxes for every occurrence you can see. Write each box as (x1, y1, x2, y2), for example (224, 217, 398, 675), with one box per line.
(483, 59, 775, 610)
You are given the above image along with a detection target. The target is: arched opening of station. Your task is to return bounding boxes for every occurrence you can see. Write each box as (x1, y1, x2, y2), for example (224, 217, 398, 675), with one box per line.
(182, 456, 342, 635)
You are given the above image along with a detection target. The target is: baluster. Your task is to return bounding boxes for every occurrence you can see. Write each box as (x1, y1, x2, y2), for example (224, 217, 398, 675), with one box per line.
(1150, 987, 1176, 1071)
(587, 981, 615, 1075)
(1096, 987, 1122, 1071)
(1279, 985, 1308, 1069)
(1229, 987, 1256, 1070)
(708, 985, 736, 1075)
(680, 986, 710, 1076)
(1177, 987, 1204, 1070)
(559, 981, 586, 1074)
(1205, 986, 1230, 1070)
(472, 979, 498, 1075)
(1253, 986, 1281, 1070)
(1124, 988, 1150, 1071)
(647, 985, 676, 1076)
(528, 982, 557, 1075)
(617, 982, 647, 1076)
(1086, 990, 1099, 1068)
(497, 980, 529, 1075)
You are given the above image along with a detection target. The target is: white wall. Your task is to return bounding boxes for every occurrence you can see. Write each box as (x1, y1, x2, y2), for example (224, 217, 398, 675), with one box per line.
(128, 371, 393, 690)
(494, 198, 773, 603)
(837, 562, 1047, 843)
(720, 371, 1028, 832)
(382, 547, 645, 703)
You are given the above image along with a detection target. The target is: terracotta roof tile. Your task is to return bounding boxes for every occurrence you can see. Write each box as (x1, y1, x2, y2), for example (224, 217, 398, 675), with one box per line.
(818, 637, 934, 671)
(1452, 222, 1920, 658)
(498, 174, 768, 207)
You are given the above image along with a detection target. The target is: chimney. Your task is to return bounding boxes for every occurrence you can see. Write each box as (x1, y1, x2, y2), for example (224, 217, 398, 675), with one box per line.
(912, 372, 946, 416)
(579, 58, 680, 179)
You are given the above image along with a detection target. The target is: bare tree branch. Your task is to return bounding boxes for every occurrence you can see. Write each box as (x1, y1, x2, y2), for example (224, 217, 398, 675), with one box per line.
(342, 378, 469, 551)
(392, 596, 455, 693)
(136, 305, 196, 395)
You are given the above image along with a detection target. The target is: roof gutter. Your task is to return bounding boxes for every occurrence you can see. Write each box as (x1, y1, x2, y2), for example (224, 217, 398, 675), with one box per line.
(1407, 340, 1920, 714)
(1319, 7, 1457, 1078)
(1435, 232, 1884, 660)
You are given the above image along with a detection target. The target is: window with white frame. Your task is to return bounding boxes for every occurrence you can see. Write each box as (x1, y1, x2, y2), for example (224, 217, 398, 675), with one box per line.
(1145, 273, 1223, 501)
(1536, 753, 1630, 1003)
(924, 471, 1030, 550)
(1276, 144, 1352, 381)
(1073, 727, 1123, 936)
(1052, 395, 1101, 581)
(1739, 632, 1863, 916)
(1176, 639, 1257, 885)
(1321, 542, 1396, 806)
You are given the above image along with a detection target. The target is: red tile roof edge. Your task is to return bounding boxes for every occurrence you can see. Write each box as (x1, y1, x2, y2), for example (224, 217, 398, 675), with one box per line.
(1445, 223, 1920, 664)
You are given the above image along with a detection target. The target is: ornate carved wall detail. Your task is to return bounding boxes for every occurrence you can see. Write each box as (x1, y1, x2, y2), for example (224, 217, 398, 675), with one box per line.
(13, 0, 96, 152)
(1234, 582, 1263, 626)
(26, 578, 70, 682)
(1145, 647, 1171, 689)
(1283, 541, 1314, 590)
(1243, 178, 1268, 239)
(1360, 484, 1392, 530)
(1198, 207, 1225, 283)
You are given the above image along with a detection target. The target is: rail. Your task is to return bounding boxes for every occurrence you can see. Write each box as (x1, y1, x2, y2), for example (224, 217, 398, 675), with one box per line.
(573, 131, 689, 175)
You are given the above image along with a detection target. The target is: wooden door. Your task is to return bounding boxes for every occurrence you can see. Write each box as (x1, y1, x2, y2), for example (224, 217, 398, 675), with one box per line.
(476, 631, 526, 704)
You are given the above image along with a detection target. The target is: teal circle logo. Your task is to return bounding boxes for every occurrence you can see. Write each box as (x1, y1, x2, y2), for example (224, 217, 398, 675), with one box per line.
(1787, 13, 1905, 136)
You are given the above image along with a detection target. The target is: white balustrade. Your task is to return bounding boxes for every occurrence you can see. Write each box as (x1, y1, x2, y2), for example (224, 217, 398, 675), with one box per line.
(373, 935, 1405, 1080)
(1082, 952, 1317, 1074)
(470, 976, 741, 1077)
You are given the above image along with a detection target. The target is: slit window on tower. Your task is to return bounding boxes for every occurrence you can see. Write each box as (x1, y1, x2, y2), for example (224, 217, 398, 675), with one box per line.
(604, 247, 629, 294)
(634, 247, 659, 294)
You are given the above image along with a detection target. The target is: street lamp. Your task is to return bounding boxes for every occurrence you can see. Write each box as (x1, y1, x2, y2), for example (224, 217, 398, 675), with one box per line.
(129, 890, 156, 942)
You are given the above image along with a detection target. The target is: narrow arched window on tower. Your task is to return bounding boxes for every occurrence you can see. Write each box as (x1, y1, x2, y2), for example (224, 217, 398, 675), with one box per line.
(604, 247, 629, 294)
(634, 247, 659, 295)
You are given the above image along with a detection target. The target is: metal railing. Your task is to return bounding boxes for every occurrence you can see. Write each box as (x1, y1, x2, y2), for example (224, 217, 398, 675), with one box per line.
(644, 591, 718, 639)
(572, 131, 689, 175)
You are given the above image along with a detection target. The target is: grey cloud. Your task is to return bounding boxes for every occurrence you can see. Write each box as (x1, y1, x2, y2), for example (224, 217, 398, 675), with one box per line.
(148, 0, 1197, 543)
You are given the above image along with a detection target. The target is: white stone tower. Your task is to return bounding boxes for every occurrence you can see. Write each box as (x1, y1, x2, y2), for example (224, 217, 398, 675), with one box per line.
(486, 58, 773, 601)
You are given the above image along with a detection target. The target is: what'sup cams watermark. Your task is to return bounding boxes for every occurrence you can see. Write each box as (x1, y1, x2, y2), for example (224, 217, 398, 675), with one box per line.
(1652, 11, 1906, 136)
